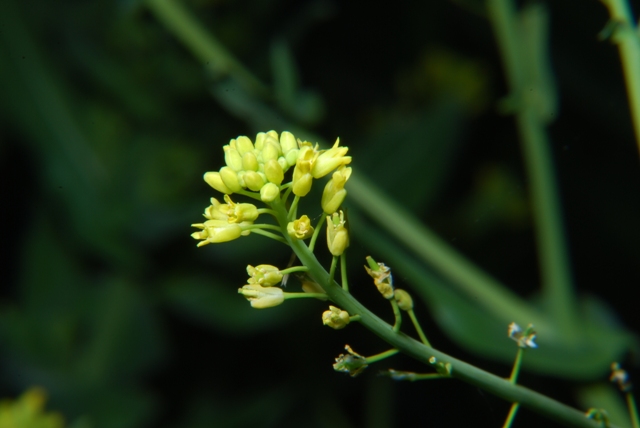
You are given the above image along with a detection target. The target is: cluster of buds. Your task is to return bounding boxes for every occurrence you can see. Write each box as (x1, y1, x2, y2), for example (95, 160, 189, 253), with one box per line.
(191, 195, 258, 246)
(239, 265, 286, 309)
(203, 131, 301, 202)
(364, 256, 394, 299)
(508, 322, 537, 348)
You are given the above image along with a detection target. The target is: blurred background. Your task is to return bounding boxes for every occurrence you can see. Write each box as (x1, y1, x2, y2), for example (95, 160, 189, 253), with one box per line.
(1, 0, 639, 427)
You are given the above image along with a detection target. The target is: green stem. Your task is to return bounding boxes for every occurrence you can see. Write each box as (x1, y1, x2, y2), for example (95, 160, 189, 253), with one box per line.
(257, 208, 278, 218)
(600, 0, 640, 153)
(288, 195, 300, 221)
(281, 184, 293, 205)
(143, 0, 269, 97)
(283, 292, 328, 300)
(249, 229, 288, 244)
(349, 314, 361, 322)
(408, 309, 431, 347)
(328, 256, 338, 288)
(390, 299, 402, 333)
(280, 266, 309, 275)
(628, 392, 639, 428)
(365, 349, 399, 364)
(236, 189, 263, 201)
(509, 347, 525, 384)
(246, 224, 282, 233)
(309, 214, 326, 252)
(503, 402, 521, 428)
(486, 0, 579, 339)
(340, 253, 349, 292)
(269, 198, 613, 428)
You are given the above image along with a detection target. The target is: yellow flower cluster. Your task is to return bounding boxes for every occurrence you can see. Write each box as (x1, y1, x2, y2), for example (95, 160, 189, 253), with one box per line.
(203, 131, 301, 202)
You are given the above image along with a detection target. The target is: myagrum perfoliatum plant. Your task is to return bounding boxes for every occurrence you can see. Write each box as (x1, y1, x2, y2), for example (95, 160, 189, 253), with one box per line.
(190, 131, 637, 428)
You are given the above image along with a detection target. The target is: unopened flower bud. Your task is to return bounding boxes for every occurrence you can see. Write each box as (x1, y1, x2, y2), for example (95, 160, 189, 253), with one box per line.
(238, 284, 284, 309)
(260, 182, 280, 202)
(254, 132, 266, 150)
(224, 145, 243, 171)
(243, 171, 266, 192)
(394, 289, 413, 311)
(247, 264, 283, 287)
(235, 135, 255, 155)
(262, 140, 280, 162)
(242, 151, 259, 171)
(323, 306, 351, 330)
(204, 171, 232, 194)
(280, 131, 298, 155)
(219, 166, 243, 193)
(264, 159, 284, 184)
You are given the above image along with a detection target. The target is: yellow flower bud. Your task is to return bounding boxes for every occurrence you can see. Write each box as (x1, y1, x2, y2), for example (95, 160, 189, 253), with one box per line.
(262, 140, 281, 162)
(312, 138, 351, 179)
(191, 220, 244, 246)
(287, 215, 314, 240)
(254, 132, 266, 150)
(260, 182, 280, 202)
(238, 284, 284, 309)
(285, 149, 299, 168)
(280, 131, 298, 155)
(264, 159, 284, 184)
(235, 135, 255, 155)
(203, 171, 232, 194)
(247, 264, 284, 286)
(223, 145, 243, 171)
(326, 211, 349, 256)
(322, 306, 351, 329)
(394, 289, 413, 311)
(266, 130, 279, 140)
(321, 166, 352, 214)
(242, 151, 259, 171)
(219, 166, 243, 193)
(243, 170, 266, 192)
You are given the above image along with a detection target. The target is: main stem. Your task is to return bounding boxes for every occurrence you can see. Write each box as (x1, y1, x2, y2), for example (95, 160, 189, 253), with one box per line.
(270, 199, 612, 428)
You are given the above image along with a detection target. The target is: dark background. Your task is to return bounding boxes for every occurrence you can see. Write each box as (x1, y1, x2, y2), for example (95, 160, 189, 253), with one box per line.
(1, 0, 639, 427)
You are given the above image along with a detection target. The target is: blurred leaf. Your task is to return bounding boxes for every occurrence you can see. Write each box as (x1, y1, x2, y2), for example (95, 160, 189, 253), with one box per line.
(356, 100, 465, 214)
(576, 383, 632, 428)
(0, 217, 85, 368)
